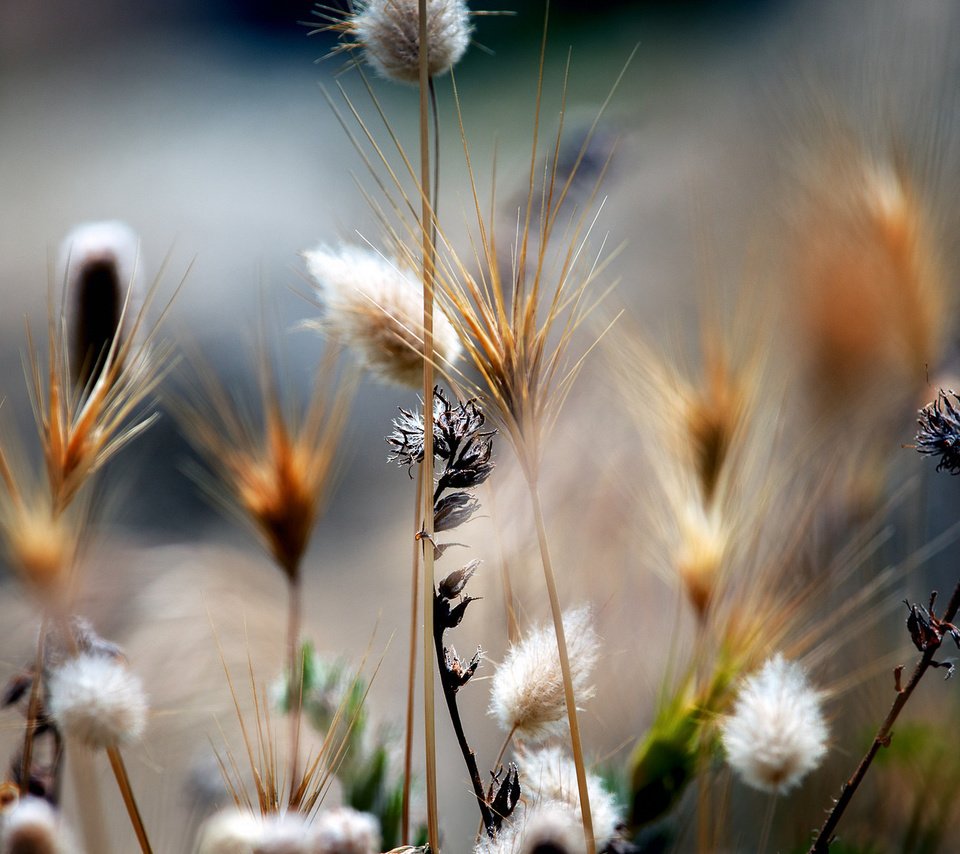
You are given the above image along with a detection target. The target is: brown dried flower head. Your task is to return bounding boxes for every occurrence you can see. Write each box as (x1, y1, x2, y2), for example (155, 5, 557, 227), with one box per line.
(179, 347, 353, 581)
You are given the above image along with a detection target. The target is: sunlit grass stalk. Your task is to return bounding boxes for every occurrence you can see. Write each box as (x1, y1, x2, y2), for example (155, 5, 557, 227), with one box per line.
(286, 568, 304, 805)
(106, 745, 153, 854)
(417, 2, 440, 850)
(401, 466, 422, 843)
(486, 480, 520, 643)
(527, 473, 595, 854)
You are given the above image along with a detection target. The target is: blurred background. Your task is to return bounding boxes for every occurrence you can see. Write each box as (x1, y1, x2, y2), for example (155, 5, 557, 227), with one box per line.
(2, 0, 960, 851)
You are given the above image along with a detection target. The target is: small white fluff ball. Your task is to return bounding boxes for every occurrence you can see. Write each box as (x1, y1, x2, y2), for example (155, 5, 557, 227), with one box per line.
(0, 796, 74, 854)
(194, 808, 262, 854)
(515, 746, 622, 848)
(721, 654, 829, 794)
(46, 652, 148, 749)
(475, 800, 583, 854)
(310, 807, 380, 854)
(352, 0, 472, 83)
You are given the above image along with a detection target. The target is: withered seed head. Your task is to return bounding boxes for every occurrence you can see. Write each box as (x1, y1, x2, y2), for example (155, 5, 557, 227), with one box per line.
(180, 348, 353, 582)
(916, 390, 960, 475)
(438, 559, 480, 600)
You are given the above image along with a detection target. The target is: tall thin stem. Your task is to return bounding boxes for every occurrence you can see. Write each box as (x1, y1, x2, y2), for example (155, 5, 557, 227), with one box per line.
(417, 1, 440, 849)
(401, 467, 423, 843)
(286, 570, 303, 805)
(527, 474, 595, 854)
(758, 794, 776, 854)
(106, 746, 153, 854)
(808, 580, 960, 853)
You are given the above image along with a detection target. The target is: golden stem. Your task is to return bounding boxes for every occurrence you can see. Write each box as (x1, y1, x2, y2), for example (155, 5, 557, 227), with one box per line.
(106, 746, 153, 854)
(286, 569, 303, 806)
(486, 482, 519, 643)
(527, 475, 595, 854)
(417, 1, 439, 849)
(401, 466, 423, 843)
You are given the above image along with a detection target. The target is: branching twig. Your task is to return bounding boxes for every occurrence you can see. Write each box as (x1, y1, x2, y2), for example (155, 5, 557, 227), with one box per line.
(809, 580, 960, 852)
(433, 591, 496, 837)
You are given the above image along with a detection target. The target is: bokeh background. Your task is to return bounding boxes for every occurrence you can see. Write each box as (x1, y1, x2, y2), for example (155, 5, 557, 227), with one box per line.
(2, 1, 960, 851)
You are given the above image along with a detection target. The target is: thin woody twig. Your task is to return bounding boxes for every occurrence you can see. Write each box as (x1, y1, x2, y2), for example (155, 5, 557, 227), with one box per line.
(809, 580, 960, 853)
(433, 591, 496, 837)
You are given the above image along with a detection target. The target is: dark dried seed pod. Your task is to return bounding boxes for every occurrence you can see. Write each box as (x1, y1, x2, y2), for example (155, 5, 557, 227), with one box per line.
(438, 559, 480, 601)
(434, 492, 479, 532)
(443, 644, 481, 690)
(489, 762, 521, 831)
(916, 390, 960, 475)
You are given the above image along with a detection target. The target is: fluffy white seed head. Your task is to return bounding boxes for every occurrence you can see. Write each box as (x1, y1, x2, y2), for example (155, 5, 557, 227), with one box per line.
(58, 220, 143, 387)
(46, 652, 148, 749)
(310, 807, 380, 854)
(489, 606, 599, 742)
(257, 812, 310, 854)
(0, 796, 74, 854)
(351, 0, 472, 83)
(194, 808, 262, 854)
(721, 654, 829, 794)
(514, 746, 622, 848)
(304, 244, 461, 386)
(474, 800, 582, 854)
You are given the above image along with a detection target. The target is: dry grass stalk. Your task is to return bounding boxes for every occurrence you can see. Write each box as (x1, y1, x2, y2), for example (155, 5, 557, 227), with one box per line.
(414, 4, 442, 850)
(178, 341, 354, 806)
(390, 35, 638, 854)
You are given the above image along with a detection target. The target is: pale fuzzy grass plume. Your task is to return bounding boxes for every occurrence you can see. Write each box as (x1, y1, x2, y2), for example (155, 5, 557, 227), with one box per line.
(304, 244, 461, 387)
(474, 800, 581, 854)
(0, 796, 74, 854)
(489, 605, 599, 743)
(58, 220, 143, 390)
(46, 651, 148, 749)
(339, 0, 472, 83)
(194, 806, 380, 854)
(721, 653, 829, 794)
(514, 746, 622, 848)
(790, 146, 947, 415)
